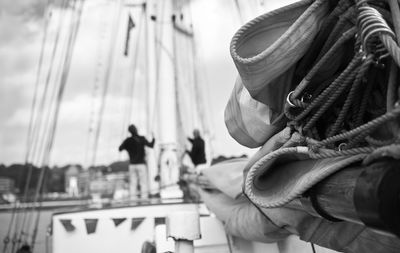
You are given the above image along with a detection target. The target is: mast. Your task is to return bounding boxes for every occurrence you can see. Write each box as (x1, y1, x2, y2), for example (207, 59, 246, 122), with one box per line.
(156, 0, 181, 197)
(144, 0, 159, 195)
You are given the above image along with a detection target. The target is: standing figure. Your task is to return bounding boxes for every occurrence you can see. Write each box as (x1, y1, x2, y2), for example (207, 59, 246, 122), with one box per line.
(186, 129, 206, 169)
(119, 124, 155, 199)
(16, 244, 32, 253)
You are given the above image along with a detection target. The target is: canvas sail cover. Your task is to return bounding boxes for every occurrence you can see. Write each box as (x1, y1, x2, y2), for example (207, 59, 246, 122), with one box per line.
(225, 0, 329, 148)
(207, 0, 400, 251)
(196, 158, 400, 253)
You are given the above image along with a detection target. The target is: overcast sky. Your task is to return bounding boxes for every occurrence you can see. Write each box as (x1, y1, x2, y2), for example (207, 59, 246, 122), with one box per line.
(0, 0, 296, 166)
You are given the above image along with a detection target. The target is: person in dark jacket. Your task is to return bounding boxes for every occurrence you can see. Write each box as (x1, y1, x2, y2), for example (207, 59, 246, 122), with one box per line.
(16, 244, 32, 253)
(119, 124, 155, 199)
(186, 129, 206, 167)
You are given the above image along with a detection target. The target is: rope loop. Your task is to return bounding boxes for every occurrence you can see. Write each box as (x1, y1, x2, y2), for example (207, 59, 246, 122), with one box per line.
(357, 5, 395, 58)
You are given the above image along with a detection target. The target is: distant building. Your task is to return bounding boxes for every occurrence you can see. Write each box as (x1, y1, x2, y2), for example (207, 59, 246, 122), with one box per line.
(0, 177, 15, 193)
(89, 170, 129, 198)
(65, 165, 79, 196)
(65, 165, 90, 197)
(78, 170, 90, 196)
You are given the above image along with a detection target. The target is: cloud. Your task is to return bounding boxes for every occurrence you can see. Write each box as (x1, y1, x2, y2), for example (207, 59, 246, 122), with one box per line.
(1, 0, 299, 165)
(51, 92, 147, 166)
(0, 0, 46, 18)
(0, 0, 75, 21)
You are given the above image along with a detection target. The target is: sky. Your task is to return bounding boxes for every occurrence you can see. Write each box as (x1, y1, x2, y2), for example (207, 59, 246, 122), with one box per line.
(0, 0, 296, 166)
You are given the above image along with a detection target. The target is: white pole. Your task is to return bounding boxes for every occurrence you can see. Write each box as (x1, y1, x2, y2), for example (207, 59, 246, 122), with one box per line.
(166, 211, 201, 253)
(175, 240, 194, 253)
(157, 0, 177, 144)
(144, 0, 159, 197)
(157, 0, 180, 197)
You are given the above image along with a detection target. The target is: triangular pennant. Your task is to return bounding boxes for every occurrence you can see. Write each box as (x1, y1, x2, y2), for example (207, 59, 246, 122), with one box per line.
(84, 219, 98, 234)
(154, 217, 165, 226)
(131, 217, 145, 231)
(124, 15, 135, 56)
(59, 219, 75, 232)
(112, 218, 127, 227)
(128, 15, 135, 30)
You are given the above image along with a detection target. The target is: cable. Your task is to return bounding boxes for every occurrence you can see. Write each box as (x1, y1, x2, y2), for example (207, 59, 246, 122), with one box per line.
(5, 1, 54, 252)
(84, 0, 109, 168)
(14, 0, 85, 251)
(149, 0, 167, 135)
(311, 243, 317, 253)
(120, 8, 145, 143)
(91, 0, 123, 166)
(232, 0, 244, 24)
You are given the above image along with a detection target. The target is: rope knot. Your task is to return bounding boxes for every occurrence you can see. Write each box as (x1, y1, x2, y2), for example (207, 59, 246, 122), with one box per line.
(3, 237, 10, 244)
(309, 143, 322, 153)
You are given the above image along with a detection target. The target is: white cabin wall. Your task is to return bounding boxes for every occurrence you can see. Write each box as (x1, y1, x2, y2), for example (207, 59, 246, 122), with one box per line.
(52, 204, 235, 253)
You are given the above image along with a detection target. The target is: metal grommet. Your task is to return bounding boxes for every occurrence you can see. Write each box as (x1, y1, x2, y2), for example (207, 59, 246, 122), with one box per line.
(286, 91, 296, 108)
(338, 143, 347, 151)
(301, 93, 312, 102)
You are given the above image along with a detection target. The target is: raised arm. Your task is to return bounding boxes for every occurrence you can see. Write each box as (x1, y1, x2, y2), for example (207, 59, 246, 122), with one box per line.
(119, 139, 127, 151)
(144, 137, 155, 148)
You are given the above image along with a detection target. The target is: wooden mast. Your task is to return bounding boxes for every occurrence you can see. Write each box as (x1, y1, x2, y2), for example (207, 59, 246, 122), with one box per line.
(285, 159, 400, 237)
(156, 0, 181, 198)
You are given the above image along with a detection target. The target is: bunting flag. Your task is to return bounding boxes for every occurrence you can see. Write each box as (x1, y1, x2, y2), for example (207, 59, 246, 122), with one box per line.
(84, 219, 98, 234)
(131, 217, 145, 231)
(112, 218, 127, 227)
(124, 15, 135, 56)
(154, 217, 165, 226)
(59, 219, 75, 232)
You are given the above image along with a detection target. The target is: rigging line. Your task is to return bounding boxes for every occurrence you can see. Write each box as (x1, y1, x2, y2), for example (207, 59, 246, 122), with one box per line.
(120, 8, 145, 143)
(175, 21, 194, 134)
(177, 2, 196, 130)
(19, 0, 80, 235)
(186, 3, 210, 135)
(172, 14, 185, 152)
(13, 6, 69, 250)
(154, 0, 166, 72)
(21, 1, 85, 249)
(91, 0, 123, 166)
(30, 0, 70, 167)
(180, 17, 197, 130)
(232, 0, 245, 24)
(2, 203, 18, 253)
(150, 0, 166, 133)
(29, 168, 49, 251)
(32, 2, 73, 175)
(176, 26, 192, 131)
(225, 233, 234, 253)
(187, 0, 215, 162)
(174, 1, 195, 132)
(144, 1, 151, 134)
(311, 243, 317, 253)
(84, 1, 109, 167)
(18, 0, 85, 249)
(24, 0, 53, 165)
(19, 8, 62, 231)
(171, 2, 188, 151)
(187, 39, 197, 130)
(30, 0, 85, 225)
(13, 0, 53, 218)
(5, 3, 53, 253)
(21, 0, 70, 220)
